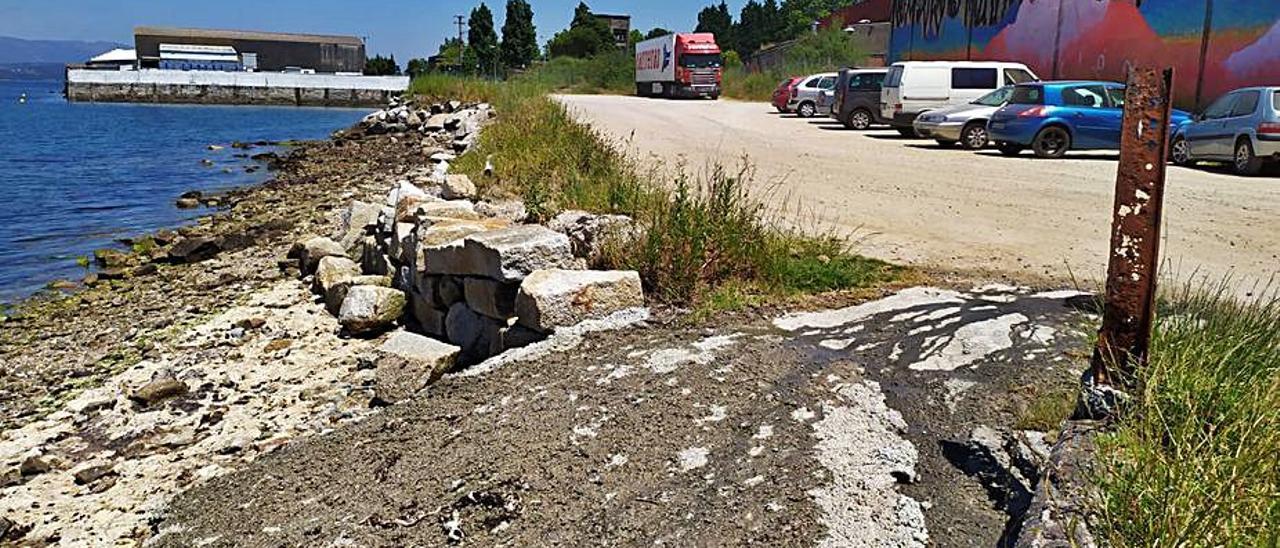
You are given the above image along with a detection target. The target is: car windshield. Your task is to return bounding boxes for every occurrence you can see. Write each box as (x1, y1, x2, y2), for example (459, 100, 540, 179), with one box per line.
(972, 86, 1013, 106)
(1009, 85, 1044, 105)
(680, 54, 722, 69)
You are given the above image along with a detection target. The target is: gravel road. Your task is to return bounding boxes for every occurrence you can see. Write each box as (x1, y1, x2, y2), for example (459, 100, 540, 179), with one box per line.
(557, 95, 1280, 291)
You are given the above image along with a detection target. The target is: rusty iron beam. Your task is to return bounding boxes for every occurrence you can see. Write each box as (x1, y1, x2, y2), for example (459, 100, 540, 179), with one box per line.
(1089, 67, 1175, 389)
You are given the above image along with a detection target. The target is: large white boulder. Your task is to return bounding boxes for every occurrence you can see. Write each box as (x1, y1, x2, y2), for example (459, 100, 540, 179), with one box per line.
(424, 225, 577, 282)
(374, 330, 460, 402)
(515, 270, 644, 333)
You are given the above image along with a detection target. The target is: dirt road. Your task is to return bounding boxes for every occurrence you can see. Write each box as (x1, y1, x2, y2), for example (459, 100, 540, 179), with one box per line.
(558, 95, 1280, 291)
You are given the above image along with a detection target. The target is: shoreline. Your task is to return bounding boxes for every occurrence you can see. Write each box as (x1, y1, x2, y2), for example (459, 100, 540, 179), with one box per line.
(0, 121, 421, 431)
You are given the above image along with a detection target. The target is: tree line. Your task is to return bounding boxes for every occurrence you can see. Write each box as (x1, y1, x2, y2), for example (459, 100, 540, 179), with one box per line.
(364, 0, 539, 76)
(696, 0, 855, 59)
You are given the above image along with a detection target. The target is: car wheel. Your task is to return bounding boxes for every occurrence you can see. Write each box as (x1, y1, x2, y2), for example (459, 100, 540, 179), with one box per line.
(845, 109, 873, 130)
(1234, 138, 1264, 176)
(935, 139, 957, 147)
(798, 102, 816, 118)
(1032, 127, 1071, 159)
(997, 143, 1023, 156)
(896, 127, 918, 138)
(1170, 136, 1193, 166)
(961, 122, 990, 150)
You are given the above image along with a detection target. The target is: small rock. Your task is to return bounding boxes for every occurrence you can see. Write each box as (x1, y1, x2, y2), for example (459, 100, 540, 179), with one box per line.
(19, 456, 50, 477)
(339, 286, 407, 336)
(0, 516, 31, 541)
(72, 463, 116, 486)
(129, 371, 188, 406)
(176, 197, 200, 209)
(94, 248, 135, 269)
(441, 174, 477, 200)
(264, 339, 293, 353)
(296, 236, 346, 275)
(167, 237, 223, 264)
(236, 317, 267, 330)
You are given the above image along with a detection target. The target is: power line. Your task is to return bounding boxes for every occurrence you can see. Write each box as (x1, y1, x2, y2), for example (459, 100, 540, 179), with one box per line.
(454, 15, 467, 66)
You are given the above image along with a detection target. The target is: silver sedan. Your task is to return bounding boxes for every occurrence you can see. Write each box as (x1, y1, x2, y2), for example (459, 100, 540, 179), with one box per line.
(913, 86, 1014, 149)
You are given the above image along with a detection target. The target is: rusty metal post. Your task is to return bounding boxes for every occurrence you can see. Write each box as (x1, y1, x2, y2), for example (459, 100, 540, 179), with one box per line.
(1088, 67, 1175, 393)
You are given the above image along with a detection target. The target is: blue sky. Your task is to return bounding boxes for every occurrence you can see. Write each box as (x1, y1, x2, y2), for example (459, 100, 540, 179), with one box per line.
(0, 1, 740, 62)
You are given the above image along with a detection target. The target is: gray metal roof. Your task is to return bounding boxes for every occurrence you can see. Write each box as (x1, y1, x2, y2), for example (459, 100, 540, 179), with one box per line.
(134, 26, 363, 46)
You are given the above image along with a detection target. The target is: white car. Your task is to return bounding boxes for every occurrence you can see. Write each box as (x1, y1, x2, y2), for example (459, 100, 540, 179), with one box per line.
(788, 72, 838, 118)
(880, 61, 1038, 137)
(913, 86, 1014, 149)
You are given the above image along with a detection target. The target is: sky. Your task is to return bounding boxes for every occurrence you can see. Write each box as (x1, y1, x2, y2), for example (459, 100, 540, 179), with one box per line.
(0, 1, 746, 62)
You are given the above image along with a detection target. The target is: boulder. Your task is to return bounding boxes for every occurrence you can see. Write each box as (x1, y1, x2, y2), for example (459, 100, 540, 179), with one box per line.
(424, 225, 577, 282)
(326, 275, 389, 316)
(373, 330, 461, 403)
(515, 270, 644, 333)
(548, 210, 636, 263)
(297, 237, 345, 274)
(501, 324, 545, 352)
(464, 278, 520, 320)
(176, 197, 200, 209)
(167, 236, 225, 264)
(476, 200, 529, 223)
(416, 200, 479, 221)
(94, 248, 134, 269)
(313, 256, 361, 296)
(339, 286, 406, 336)
(442, 174, 477, 200)
(129, 370, 188, 406)
(424, 113, 450, 132)
(337, 200, 381, 254)
(386, 180, 428, 208)
(430, 151, 458, 163)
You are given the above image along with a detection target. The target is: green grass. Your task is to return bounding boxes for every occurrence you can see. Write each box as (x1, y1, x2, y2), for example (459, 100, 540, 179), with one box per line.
(1093, 283, 1280, 546)
(411, 73, 898, 306)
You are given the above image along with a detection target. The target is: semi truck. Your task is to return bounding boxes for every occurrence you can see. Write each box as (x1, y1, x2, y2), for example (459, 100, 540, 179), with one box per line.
(635, 33, 723, 99)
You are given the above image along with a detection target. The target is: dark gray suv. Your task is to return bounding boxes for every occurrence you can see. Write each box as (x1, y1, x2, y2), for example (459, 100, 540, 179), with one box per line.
(831, 68, 889, 130)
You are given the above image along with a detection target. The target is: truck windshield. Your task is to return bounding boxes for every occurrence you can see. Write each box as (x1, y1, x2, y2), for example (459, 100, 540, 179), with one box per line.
(680, 54, 722, 69)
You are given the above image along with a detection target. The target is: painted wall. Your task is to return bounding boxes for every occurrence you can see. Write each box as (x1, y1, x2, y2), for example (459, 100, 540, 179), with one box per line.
(888, 0, 1280, 109)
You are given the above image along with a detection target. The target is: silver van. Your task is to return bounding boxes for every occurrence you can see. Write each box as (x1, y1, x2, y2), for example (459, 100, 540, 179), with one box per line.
(1173, 87, 1280, 176)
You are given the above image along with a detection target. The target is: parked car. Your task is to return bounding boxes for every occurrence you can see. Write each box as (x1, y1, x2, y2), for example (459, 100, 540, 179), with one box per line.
(913, 85, 1014, 148)
(1172, 86, 1280, 175)
(988, 81, 1192, 158)
(772, 76, 804, 113)
(831, 68, 890, 130)
(788, 72, 838, 118)
(881, 61, 1038, 136)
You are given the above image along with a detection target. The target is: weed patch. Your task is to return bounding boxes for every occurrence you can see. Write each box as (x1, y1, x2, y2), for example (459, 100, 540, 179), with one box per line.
(1093, 283, 1280, 546)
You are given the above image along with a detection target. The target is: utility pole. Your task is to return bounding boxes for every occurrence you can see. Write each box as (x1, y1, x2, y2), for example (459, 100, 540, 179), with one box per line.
(454, 15, 467, 68)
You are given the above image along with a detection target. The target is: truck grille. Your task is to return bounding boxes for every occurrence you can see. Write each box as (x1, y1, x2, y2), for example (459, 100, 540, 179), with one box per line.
(691, 71, 718, 86)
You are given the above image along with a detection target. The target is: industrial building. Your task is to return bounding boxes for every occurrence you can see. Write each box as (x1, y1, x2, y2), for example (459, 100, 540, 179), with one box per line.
(133, 26, 366, 73)
(593, 14, 632, 49)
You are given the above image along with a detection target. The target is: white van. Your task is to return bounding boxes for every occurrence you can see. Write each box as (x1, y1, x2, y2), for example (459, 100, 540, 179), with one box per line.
(880, 61, 1038, 136)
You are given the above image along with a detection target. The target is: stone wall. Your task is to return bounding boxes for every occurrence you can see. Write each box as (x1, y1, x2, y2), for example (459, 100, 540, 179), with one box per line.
(292, 98, 645, 402)
(65, 69, 409, 107)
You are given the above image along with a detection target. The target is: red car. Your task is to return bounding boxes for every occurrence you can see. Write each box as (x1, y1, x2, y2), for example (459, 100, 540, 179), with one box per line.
(772, 77, 803, 113)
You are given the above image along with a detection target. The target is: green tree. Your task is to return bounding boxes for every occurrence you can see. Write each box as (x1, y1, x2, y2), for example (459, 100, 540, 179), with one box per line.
(500, 0, 538, 69)
(405, 57, 430, 77)
(469, 3, 501, 75)
(629, 29, 645, 46)
(645, 27, 671, 39)
(363, 54, 399, 76)
(547, 2, 614, 58)
(779, 0, 847, 37)
(696, 1, 734, 40)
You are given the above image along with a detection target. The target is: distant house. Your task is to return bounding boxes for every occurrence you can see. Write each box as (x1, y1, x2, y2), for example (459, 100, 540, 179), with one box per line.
(133, 26, 366, 73)
(593, 14, 632, 49)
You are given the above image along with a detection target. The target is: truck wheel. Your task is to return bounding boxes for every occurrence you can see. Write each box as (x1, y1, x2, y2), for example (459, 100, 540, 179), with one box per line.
(1032, 126, 1071, 159)
(960, 122, 989, 150)
(797, 102, 816, 118)
(1234, 138, 1263, 176)
(844, 109, 872, 130)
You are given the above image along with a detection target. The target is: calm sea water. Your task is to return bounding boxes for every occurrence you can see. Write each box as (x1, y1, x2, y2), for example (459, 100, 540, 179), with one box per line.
(0, 79, 369, 304)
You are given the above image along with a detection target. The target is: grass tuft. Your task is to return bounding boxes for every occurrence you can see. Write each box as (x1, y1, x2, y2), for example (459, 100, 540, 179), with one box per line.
(1094, 282, 1280, 546)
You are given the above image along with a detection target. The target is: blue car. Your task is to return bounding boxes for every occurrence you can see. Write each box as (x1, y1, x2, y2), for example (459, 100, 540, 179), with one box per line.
(988, 81, 1191, 158)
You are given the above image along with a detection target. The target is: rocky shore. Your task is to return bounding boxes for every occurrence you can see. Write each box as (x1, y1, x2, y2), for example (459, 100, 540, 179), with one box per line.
(1, 94, 1100, 547)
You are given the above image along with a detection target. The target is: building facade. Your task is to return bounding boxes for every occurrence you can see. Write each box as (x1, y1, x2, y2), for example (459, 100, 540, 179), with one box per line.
(134, 27, 365, 73)
(594, 14, 632, 49)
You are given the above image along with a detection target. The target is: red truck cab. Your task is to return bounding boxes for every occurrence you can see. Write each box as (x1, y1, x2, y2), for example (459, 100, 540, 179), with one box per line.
(635, 33, 723, 99)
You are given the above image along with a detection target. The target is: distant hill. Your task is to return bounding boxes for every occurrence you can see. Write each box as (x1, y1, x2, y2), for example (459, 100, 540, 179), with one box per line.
(0, 63, 67, 81)
(0, 36, 126, 64)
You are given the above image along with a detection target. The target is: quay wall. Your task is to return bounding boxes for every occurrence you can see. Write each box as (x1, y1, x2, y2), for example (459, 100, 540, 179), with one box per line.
(66, 69, 411, 107)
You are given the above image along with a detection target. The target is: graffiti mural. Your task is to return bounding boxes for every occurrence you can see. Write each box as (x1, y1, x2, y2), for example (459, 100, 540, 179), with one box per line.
(889, 0, 1280, 109)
